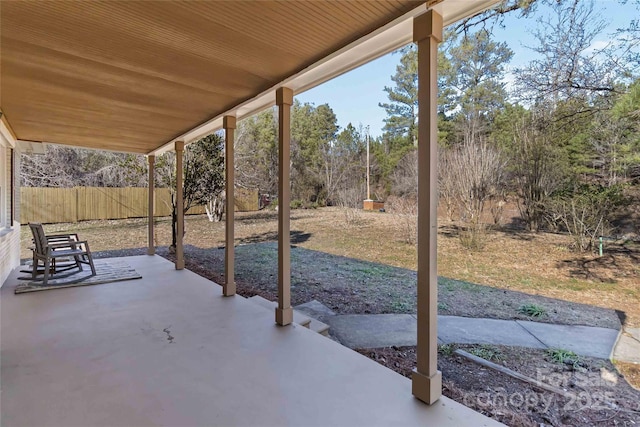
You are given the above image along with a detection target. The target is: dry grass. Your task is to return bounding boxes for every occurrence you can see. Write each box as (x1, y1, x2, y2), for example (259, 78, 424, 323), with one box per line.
(22, 207, 640, 328)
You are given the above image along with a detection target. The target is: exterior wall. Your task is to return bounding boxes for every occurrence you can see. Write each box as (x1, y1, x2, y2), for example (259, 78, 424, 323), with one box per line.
(0, 217, 21, 287)
(0, 126, 20, 288)
(14, 149, 20, 224)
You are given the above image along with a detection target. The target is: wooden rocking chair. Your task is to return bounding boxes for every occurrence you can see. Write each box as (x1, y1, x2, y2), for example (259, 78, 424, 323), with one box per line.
(28, 223, 96, 286)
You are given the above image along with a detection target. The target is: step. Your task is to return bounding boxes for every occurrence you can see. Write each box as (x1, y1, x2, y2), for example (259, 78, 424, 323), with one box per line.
(308, 319, 330, 337)
(294, 300, 333, 337)
(294, 299, 337, 320)
(248, 295, 311, 328)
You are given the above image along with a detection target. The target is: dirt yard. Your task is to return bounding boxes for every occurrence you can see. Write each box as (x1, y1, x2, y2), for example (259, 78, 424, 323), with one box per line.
(170, 241, 620, 329)
(24, 207, 640, 327)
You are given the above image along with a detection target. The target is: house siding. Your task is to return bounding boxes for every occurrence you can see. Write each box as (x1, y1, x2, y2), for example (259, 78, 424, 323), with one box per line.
(13, 149, 20, 223)
(0, 222, 20, 287)
(1, 142, 20, 288)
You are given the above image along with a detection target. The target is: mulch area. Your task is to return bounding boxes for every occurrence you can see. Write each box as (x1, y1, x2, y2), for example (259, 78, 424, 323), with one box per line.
(357, 345, 640, 427)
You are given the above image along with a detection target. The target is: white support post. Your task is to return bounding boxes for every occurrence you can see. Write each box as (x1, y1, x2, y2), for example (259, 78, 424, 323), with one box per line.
(147, 155, 155, 255)
(223, 116, 236, 296)
(412, 9, 443, 405)
(175, 141, 185, 270)
(276, 87, 293, 326)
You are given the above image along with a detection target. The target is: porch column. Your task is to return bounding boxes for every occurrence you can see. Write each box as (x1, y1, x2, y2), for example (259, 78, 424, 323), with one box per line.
(175, 141, 185, 270)
(223, 116, 236, 296)
(276, 87, 293, 326)
(147, 155, 155, 255)
(412, 9, 443, 405)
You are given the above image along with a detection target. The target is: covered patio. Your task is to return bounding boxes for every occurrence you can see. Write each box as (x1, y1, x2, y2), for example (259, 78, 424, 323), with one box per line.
(1, 0, 503, 424)
(1, 255, 500, 426)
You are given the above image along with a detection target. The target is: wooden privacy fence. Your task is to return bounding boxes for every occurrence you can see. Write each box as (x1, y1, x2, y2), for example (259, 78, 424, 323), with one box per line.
(21, 187, 259, 224)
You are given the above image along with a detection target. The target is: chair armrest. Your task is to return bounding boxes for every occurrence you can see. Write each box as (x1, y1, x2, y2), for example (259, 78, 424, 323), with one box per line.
(46, 233, 79, 242)
(48, 240, 89, 250)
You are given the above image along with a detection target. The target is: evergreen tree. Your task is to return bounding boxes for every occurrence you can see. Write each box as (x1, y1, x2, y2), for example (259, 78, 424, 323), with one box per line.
(291, 100, 339, 203)
(235, 108, 278, 195)
(379, 47, 418, 147)
(442, 29, 513, 145)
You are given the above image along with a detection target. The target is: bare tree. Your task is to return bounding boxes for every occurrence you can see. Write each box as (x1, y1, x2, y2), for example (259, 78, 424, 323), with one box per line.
(386, 195, 418, 245)
(438, 148, 458, 222)
(509, 111, 563, 232)
(21, 145, 148, 188)
(515, 0, 618, 107)
(21, 145, 77, 187)
(446, 140, 505, 248)
(391, 149, 418, 198)
(547, 184, 627, 252)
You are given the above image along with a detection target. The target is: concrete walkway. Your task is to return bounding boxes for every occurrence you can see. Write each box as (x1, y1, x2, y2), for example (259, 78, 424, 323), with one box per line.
(615, 328, 640, 363)
(323, 313, 636, 362)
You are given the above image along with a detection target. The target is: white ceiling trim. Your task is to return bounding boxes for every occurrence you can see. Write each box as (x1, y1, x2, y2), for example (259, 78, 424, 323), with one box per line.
(150, 0, 500, 156)
(0, 119, 17, 149)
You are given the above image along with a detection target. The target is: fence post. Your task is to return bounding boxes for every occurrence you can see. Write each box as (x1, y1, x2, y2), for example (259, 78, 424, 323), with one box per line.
(74, 187, 79, 223)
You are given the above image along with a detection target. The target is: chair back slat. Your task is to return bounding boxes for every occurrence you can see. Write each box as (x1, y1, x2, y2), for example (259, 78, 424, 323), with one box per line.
(29, 223, 48, 255)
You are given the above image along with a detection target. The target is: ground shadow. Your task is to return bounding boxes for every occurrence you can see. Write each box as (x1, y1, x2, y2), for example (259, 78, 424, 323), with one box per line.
(236, 230, 311, 245)
(438, 223, 461, 239)
(557, 243, 639, 283)
(558, 256, 619, 283)
(160, 241, 622, 329)
(502, 228, 537, 241)
(91, 247, 150, 259)
(233, 211, 304, 223)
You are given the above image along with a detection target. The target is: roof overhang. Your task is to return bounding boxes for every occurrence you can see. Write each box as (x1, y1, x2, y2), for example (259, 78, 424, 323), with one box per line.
(152, 0, 500, 156)
(0, 0, 500, 156)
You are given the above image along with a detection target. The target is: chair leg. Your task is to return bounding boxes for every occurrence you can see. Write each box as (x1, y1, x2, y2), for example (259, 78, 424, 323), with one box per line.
(85, 243, 97, 277)
(75, 254, 84, 272)
(31, 255, 38, 280)
(43, 258, 51, 286)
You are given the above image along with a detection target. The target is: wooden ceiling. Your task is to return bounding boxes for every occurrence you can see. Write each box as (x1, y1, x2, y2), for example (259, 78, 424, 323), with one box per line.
(1, 1, 433, 154)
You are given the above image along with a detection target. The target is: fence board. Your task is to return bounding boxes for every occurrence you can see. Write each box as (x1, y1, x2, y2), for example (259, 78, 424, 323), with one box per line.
(21, 187, 259, 224)
(20, 188, 77, 223)
(155, 189, 173, 217)
(236, 188, 259, 212)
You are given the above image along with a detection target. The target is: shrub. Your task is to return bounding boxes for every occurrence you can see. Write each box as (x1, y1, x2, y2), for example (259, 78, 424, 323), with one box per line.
(343, 207, 364, 226)
(468, 345, 504, 362)
(386, 195, 417, 245)
(546, 348, 584, 370)
(438, 343, 455, 356)
(518, 303, 547, 317)
(459, 224, 488, 250)
(547, 183, 629, 252)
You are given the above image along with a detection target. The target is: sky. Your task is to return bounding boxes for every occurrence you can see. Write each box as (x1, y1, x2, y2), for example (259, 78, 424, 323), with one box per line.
(295, 0, 639, 139)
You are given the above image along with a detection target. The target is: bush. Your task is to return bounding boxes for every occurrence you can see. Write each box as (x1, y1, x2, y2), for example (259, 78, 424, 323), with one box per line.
(342, 207, 363, 226)
(547, 184, 629, 252)
(468, 345, 504, 362)
(546, 348, 584, 370)
(459, 224, 488, 250)
(386, 196, 417, 245)
(518, 303, 547, 317)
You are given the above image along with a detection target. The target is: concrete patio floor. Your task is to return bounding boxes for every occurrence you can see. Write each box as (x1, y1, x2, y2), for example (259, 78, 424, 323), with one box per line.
(1, 255, 501, 427)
